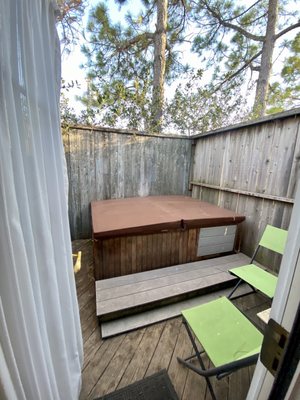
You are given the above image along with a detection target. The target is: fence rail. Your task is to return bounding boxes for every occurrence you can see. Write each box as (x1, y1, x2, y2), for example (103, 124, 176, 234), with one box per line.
(190, 182, 295, 204)
(191, 114, 300, 271)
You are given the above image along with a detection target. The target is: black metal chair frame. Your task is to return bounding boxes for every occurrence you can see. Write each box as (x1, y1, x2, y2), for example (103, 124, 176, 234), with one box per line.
(227, 244, 264, 300)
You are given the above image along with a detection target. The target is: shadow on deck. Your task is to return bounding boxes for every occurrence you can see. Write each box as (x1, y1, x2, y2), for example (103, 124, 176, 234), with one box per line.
(74, 240, 270, 400)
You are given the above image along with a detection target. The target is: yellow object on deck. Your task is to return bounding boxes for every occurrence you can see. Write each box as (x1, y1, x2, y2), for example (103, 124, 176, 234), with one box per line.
(72, 251, 82, 273)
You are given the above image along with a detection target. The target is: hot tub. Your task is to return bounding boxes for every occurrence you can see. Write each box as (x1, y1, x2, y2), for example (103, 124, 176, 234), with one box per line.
(92, 196, 245, 280)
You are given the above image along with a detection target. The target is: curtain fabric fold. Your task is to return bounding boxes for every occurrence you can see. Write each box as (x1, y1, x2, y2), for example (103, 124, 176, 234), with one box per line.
(0, 1, 83, 399)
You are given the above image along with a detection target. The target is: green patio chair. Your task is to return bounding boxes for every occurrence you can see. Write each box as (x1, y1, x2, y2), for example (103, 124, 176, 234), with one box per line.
(227, 225, 288, 300)
(177, 296, 263, 400)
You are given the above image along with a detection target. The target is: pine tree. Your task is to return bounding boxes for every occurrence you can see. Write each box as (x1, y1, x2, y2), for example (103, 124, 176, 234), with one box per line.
(81, 0, 189, 131)
(267, 32, 300, 113)
(57, 0, 87, 50)
(191, 0, 300, 117)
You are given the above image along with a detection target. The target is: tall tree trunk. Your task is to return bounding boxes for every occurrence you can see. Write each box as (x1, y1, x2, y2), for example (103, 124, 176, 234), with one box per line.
(253, 0, 278, 117)
(152, 0, 168, 131)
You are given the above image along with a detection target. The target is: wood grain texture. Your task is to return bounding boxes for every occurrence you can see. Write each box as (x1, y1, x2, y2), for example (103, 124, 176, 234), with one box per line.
(117, 322, 166, 388)
(89, 329, 145, 399)
(96, 271, 236, 320)
(63, 129, 192, 239)
(96, 253, 250, 290)
(96, 253, 251, 320)
(94, 225, 240, 280)
(75, 239, 268, 400)
(101, 283, 253, 338)
(145, 319, 182, 376)
(192, 115, 300, 271)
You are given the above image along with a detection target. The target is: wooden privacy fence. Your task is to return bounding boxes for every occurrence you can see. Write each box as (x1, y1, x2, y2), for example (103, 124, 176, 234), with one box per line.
(63, 108, 300, 268)
(191, 109, 300, 271)
(63, 127, 193, 239)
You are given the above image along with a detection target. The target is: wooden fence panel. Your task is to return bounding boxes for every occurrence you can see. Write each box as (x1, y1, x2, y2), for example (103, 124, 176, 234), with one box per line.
(191, 115, 300, 272)
(63, 128, 192, 239)
(63, 111, 300, 265)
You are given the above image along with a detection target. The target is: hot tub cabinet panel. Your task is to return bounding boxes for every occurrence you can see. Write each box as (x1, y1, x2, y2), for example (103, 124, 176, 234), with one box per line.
(197, 225, 237, 257)
(92, 196, 245, 280)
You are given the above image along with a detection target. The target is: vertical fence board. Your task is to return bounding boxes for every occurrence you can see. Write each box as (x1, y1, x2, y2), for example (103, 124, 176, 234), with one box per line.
(64, 113, 300, 273)
(191, 116, 300, 271)
(63, 129, 192, 238)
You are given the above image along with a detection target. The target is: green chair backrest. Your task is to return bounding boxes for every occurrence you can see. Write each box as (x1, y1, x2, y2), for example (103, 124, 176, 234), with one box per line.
(259, 225, 288, 255)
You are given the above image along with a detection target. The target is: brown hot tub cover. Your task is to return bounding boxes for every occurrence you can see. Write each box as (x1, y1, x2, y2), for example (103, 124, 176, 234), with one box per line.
(91, 196, 245, 238)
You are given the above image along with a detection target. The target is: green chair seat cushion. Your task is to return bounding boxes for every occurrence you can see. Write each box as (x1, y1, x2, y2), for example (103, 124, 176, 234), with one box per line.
(182, 297, 263, 367)
(229, 264, 278, 298)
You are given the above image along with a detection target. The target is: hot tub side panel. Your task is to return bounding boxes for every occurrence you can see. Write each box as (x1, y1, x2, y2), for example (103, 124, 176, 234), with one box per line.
(93, 223, 241, 280)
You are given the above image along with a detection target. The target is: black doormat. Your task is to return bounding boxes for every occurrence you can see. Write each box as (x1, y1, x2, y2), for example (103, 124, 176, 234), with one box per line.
(95, 369, 179, 400)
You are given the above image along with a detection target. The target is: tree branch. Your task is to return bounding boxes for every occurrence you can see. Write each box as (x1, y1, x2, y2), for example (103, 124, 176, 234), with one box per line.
(226, 0, 261, 23)
(200, 0, 265, 42)
(244, 11, 268, 26)
(275, 21, 300, 40)
(168, 1, 187, 37)
(213, 50, 262, 92)
(115, 32, 154, 53)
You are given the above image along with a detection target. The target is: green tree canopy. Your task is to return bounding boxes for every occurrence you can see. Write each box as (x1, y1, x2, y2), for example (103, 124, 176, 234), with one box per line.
(268, 32, 300, 113)
(62, 0, 300, 134)
(190, 0, 300, 117)
(81, 0, 190, 131)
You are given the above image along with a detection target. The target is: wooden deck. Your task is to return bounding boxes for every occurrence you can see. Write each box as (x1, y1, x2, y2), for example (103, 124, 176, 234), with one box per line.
(96, 253, 251, 322)
(74, 240, 270, 400)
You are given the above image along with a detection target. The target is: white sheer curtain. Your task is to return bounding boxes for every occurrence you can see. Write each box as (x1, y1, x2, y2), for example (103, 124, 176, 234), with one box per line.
(0, 1, 83, 399)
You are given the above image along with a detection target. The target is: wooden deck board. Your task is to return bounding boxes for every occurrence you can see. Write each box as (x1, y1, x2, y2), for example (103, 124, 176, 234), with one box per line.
(168, 322, 194, 399)
(96, 253, 250, 290)
(96, 253, 251, 320)
(98, 265, 224, 301)
(117, 322, 165, 389)
(89, 328, 146, 399)
(97, 271, 236, 319)
(145, 318, 182, 377)
(74, 240, 269, 400)
(80, 334, 126, 400)
(101, 284, 252, 338)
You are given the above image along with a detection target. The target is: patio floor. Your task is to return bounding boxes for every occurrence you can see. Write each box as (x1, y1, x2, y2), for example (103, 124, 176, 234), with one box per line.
(74, 239, 270, 400)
